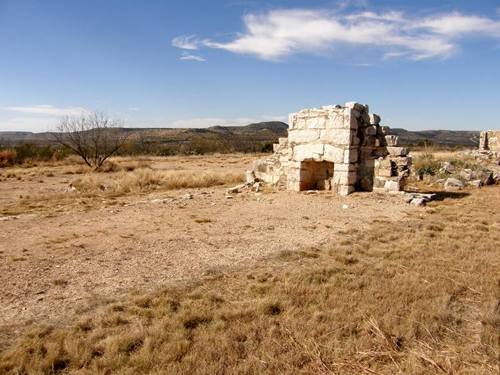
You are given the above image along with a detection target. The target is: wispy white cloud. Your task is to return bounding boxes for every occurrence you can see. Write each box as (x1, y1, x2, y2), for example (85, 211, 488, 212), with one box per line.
(413, 12, 500, 36)
(171, 35, 201, 50)
(4, 105, 89, 117)
(179, 52, 207, 62)
(127, 107, 140, 111)
(383, 51, 409, 59)
(176, 8, 500, 61)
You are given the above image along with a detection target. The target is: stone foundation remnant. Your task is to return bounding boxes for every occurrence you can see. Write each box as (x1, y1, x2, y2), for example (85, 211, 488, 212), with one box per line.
(248, 102, 411, 195)
(479, 130, 500, 152)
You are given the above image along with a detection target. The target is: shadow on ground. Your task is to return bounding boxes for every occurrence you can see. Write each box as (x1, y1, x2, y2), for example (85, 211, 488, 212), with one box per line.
(417, 190, 471, 201)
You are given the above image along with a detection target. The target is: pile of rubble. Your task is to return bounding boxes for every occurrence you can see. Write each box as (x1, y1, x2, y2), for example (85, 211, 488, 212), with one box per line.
(373, 135, 411, 193)
(437, 163, 499, 191)
(403, 192, 437, 207)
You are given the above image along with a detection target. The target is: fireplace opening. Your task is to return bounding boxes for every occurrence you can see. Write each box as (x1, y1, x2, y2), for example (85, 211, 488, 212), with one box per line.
(299, 161, 334, 191)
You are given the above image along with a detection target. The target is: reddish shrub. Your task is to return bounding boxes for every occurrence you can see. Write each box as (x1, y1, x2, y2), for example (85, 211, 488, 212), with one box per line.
(0, 149, 17, 167)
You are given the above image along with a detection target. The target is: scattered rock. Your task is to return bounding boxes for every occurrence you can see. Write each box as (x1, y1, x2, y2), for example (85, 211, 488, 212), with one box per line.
(468, 180, 482, 188)
(474, 170, 494, 185)
(182, 193, 193, 200)
(227, 183, 248, 194)
(459, 169, 473, 181)
(65, 183, 77, 193)
(0, 215, 18, 221)
(440, 162, 455, 174)
(245, 170, 256, 184)
(253, 182, 262, 192)
(410, 198, 427, 207)
(444, 178, 464, 190)
(403, 192, 437, 207)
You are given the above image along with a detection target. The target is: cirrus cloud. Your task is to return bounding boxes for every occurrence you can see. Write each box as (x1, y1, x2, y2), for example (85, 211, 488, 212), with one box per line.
(173, 8, 500, 61)
(171, 35, 201, 50)
(179, 52, 207, 62)
(4, 105, 89, 117)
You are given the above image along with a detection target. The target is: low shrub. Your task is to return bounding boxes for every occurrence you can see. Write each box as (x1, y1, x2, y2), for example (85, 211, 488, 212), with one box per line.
(0, 149, 17, 167)
(0, 144, 71, 166)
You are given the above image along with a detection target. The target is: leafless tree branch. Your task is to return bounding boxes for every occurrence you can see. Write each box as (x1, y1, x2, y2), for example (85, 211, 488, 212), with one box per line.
(52, 112, 129, 169)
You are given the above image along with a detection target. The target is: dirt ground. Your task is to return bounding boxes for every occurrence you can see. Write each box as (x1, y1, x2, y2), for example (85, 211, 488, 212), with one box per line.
(0, 154, 414, 342)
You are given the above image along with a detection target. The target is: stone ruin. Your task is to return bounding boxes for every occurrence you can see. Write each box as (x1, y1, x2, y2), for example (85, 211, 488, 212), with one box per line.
(471, 129, 500, 167)
(479, 130, 500, 153)
(248, 102, 411, 195)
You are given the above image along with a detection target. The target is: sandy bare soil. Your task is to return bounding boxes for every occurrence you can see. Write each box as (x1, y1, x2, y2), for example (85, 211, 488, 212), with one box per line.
(0, 154, 413, 339)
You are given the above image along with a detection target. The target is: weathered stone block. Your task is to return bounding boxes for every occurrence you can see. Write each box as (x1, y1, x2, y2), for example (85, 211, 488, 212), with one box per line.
(384, 179, 402, 192)
(332, 172, 357, 185)
(325, 113, 347, 129)
(385, 135, 399, 146)
(365, 125, 377, 136)
(343, 148, 358, 163)
(369, 113, 381, 125)
(293, 144, 324, 161)
(345, 112, 359, 130)
(444, 177, 464, 190)
(305, 116, 327, 129)
(245, 170, 256, 183)
(288, 129, 320, 143)
(334, 163, 358, 173)
(387, 146, 408, 156)
(323, 144, 344, 163)
(319, 129, 352, 145)
(338, 185, 355, 196)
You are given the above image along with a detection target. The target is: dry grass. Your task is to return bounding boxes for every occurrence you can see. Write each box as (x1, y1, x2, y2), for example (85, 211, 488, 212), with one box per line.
(1, 187, 498, 374)
(0, 161, 244, 216)
(72, 168, 244, 196)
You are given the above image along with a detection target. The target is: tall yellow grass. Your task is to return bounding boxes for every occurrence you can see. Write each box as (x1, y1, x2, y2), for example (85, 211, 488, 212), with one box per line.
(73, 168, 244, 196)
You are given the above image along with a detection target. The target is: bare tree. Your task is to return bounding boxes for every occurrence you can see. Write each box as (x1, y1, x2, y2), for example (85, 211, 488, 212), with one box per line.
(53, 112, 129, 169)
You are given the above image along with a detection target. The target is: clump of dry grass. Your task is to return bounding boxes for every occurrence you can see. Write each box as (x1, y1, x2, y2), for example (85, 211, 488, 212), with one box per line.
(72, 168, 243, 196)
(413, 152, 441, 176)
(1, 187, 498, 374)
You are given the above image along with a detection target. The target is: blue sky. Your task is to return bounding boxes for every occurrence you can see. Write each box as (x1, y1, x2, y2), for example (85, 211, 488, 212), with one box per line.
(1, 0, 499, 132)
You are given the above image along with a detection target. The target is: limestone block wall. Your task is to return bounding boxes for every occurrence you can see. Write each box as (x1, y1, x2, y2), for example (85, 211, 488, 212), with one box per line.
(373, 138, 411, 191)
(285, 102, 365, 195)
(479, 130, 500, 152)
(250, 102, 412, 195)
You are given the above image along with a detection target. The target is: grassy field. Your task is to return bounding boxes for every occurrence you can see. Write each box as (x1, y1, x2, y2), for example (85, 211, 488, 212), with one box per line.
(0, 181, 498, 374)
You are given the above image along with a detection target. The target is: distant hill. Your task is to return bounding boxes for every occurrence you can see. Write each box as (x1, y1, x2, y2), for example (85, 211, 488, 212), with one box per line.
(0, 122, 480, 153)
(390, 128, 480, 148)
(0, 121, 289, 154)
